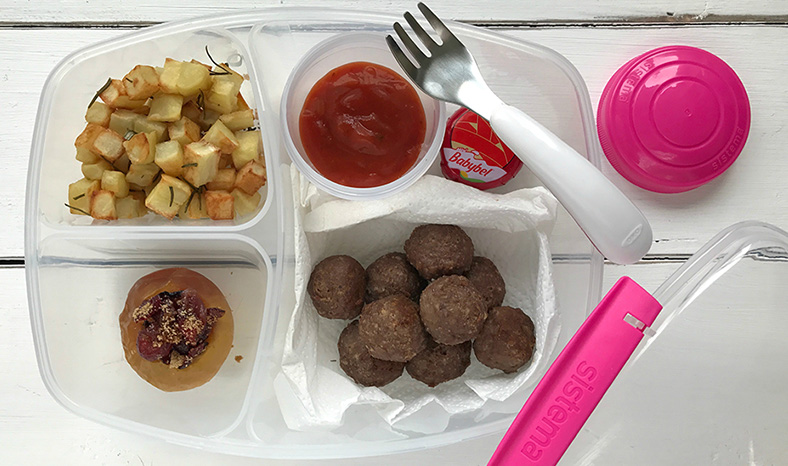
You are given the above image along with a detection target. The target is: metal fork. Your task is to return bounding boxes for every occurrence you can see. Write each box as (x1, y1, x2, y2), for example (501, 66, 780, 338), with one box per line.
(387, 3, 652, 265)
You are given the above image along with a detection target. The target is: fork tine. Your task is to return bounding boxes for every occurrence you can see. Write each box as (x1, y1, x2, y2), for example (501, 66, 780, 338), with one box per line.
(393, 21, 428, 63)
(403, 11, 438, 51)
(385, 35, 419, 78)
(417, 2, 460, 44)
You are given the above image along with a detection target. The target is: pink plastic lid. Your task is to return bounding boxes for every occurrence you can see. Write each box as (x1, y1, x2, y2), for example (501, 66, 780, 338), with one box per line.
(597, 45, 750, 193)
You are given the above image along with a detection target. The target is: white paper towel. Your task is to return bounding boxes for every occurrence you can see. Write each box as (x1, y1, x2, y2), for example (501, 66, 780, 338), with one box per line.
(275, 168, 560, 433)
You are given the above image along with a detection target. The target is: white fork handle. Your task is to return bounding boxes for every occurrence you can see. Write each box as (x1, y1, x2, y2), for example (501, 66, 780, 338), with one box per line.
(490, 104, 652, 265)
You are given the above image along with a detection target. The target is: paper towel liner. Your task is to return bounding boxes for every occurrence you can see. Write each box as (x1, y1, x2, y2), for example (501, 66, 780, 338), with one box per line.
(274, 167, 560, 434)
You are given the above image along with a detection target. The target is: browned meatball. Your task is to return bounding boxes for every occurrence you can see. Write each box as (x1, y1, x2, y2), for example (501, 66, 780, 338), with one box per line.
(338, 320, 404, 387)
(406, 337, 471, 387)
(359, 294, 428, 362)
(307, 255, 366, 320)
(419, 275, 487, 345)
(465, 256, 506, 309)
(473, 306, 535, 373)
(365, 252, 424, 303)
(404, 224, 474, 280)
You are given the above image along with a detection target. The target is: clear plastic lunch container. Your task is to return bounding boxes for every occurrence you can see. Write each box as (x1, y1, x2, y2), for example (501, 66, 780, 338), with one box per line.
(25, 7, 605, 459)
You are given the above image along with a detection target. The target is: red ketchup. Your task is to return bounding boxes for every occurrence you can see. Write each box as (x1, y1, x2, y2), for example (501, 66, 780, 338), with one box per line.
(440, 108, 523, 190)
(299, 61, 426, 188)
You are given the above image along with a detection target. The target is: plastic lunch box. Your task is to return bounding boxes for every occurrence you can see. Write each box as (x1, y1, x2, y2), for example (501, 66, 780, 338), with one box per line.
(26, 7, 787, 462)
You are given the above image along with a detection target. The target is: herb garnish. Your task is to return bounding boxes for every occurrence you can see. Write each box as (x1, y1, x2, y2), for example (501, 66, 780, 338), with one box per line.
(72, 193, 85, 200)
(124, 129, 137, 141)
(181, 163, 198, 168)
(169, 186, 174, 207)
(205, 46, 231, 75)
(89, 77, 113, 109)
(65, 203, 89, 215)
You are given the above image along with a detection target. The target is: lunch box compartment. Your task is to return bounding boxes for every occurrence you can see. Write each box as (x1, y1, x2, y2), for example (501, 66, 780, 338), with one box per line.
(32, 234, 271, 437)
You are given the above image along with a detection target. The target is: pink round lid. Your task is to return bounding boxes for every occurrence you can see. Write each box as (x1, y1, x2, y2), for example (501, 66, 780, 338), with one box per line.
(597, 45, 750, 193)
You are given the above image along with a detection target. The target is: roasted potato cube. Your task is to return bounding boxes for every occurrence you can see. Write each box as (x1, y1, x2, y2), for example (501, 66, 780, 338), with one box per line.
(85, 101, 112, 126)
(144, 174, 192, 219)
(183, 141, 220, 187)
(219, 109, 255, 131)
(158, 58, 183, 94)
(75, 123, 105, 151)
(101, 170, 129, 198)
(168, 116, 201, 146)
(178, 192, 207, 219)
(76, 147, 101, 164)
(154, 140, 184, 176)
(116, 192, 147, 219)
(133, 118, 168, 141)
(91, 128, 125, 162)
(148, 93, 183, 122)
(177, 61, 212, 96)
(219, 153, 233, 168)
(205, 92, 238, 114)
(204, 190, 234, 220)
(190, 59, 211, 70)
(210, 70, 244, 98)
(81, 159, 113, 180)
(236, 93, 250, 111)
(67, 178, 100, 215)
(234, 159, 267, 195)
(181, 101, 210, 131)
(113, 152, 131, 173)
(109, 110, 143, 136)
(232, 130, 261, 169)
(202, 120, 239, 154)
(231, 188, 261, 217)
(206, 168, 236, 191)
(123, 132, 157, 165)
(123, 65, 159, 100)
(99, 79, 147, 109)
(125, 163, 160, 187)
(89, 189, 117, 220)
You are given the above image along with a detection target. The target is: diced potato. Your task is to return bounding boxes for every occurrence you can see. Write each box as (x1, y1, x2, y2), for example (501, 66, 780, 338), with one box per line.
(205, 92, 238, 114)
(219, 108, 254, 131)
(67, 178, 100, 215)
(85, 101, 112, 127)
(232, 130, 261, 169)
(74, 123, 104, 151)
(204, 190, 234, 220)
(76, 147, 101, 164)
(178, 192, 207, 219)
(89, 189, 117, 220)
(109, 110, 143, 136)
(236, 93, 250, 111)
(123, 65, 159, 100)
(133, 118, 168, 141)
(189, 59, 211, 70)
(81, 159, 113, 180)
(234, 159, 267, 195)
(177, 61, 212, 96)
(154, 140, 184, 176)
(148, 93, 183, 122)
(183, 141, 220, 187)
(125, 163, 160, 187)
(99, 79, 147, 109)
(158, 58, 183, 94)
(116, 192, 147, 218)
(219, 153, 233, 168)
(206, 168, 236, 191)
(101, 170, 129, 198)
(231, 188, 261, 217)
(210, 70, 244, 99)
(202, 109, 221, 127)
(123, 132, 157, 164)
(202, 120, 239, 154)
(113, 152, 131, 173)
(144, 174, 192, 219)
(91, 128, 125, 162)
(168, 116, 201, 146)
(181, 101, 209, 131)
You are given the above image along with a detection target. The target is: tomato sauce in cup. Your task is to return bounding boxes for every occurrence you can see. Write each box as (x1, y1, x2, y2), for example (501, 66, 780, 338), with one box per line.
(299, 61, 426, 188)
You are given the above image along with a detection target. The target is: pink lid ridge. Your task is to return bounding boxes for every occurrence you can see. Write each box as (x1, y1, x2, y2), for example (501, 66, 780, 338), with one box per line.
(598, 46, 750, 193)
(488, 277, 662, 466)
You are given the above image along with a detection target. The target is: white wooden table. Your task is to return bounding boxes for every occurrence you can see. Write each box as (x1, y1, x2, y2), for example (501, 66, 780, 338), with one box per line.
(3, 1, 788, 464)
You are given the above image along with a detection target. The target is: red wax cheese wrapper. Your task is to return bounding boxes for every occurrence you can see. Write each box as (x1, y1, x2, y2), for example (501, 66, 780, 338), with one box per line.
(440, 108, 523, 190)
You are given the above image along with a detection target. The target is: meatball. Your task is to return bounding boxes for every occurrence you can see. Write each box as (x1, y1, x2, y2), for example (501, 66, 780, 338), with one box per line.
(406, 337, 471, 387)
(365, 252, 424, 303)
(419, 275, 487, 345)
(338, 320, 404, 387)
(473, 306, 535, 373)
(359, 294, 428, 362)
(404, 224, 474, 280)
(465, 256, 506, 309)
(307, 255, 366, 320)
